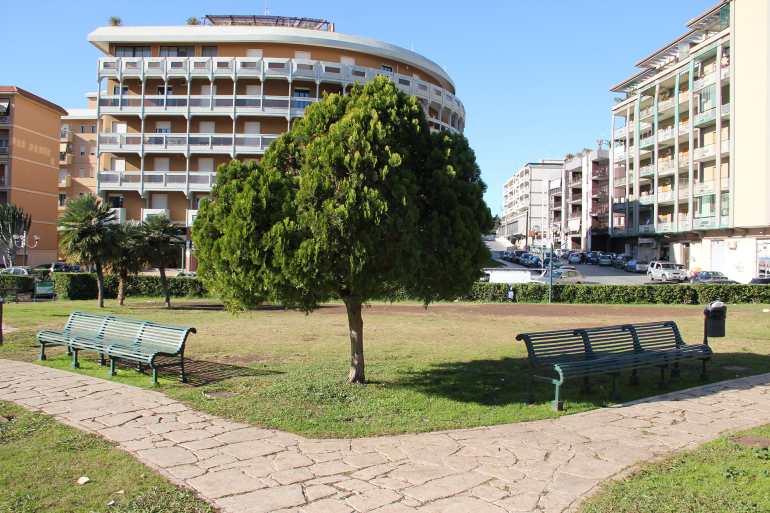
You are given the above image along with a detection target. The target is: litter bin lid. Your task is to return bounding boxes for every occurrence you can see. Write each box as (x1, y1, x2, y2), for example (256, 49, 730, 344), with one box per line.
(705, 300, 725, 310)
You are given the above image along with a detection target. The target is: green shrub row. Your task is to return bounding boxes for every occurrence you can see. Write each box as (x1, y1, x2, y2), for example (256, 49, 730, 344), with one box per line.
(0, 275, 35, 291)
(52, 273, 208, 300)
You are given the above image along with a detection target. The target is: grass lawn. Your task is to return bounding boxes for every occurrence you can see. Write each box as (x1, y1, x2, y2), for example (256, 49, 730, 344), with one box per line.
(577, 423, 770, 512)
(482, 258, 506, 268)
(0, 401, 214, 513)
(1, 299, 769, 439)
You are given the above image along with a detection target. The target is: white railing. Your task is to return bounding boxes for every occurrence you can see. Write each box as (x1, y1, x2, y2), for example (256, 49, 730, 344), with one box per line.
(109, 208, 127, 224)
(640, 105, 655, 118)
(639, 165, 654, 177)
(613, 126, 626, 139)
(679, 156, 690, 168)
(721, 140, 730, 153)
(638, 225, 654, 233)
(721, 103, 730, 116)
(658, 97, 675, 111)
(98, 171, 217, 190)
(613, 151, 626, 162)
(720, 67, 730, 80)
(679, 188, 690, 199)
(658, 127, 674, 142)
(141, 208, 170, 221)
(659, 161, 676, 175)
(98, 133, 281, 154)
(639, 195, 654, 205)
(186, 209, 198, 227)
(614, 177, 626, 187)
(694, 108, 716, 125)
(678, 123, 690, 135)
(658, 191, 674, 202)
(694, 145, 716, 160)
(640, 135, 655, 147)
(658, 222, 673, 231)
(679, 91, 690, 103)
(694, 72, 716, 91)
(694, 181, 716, 194)
(694, 216, 716, 228)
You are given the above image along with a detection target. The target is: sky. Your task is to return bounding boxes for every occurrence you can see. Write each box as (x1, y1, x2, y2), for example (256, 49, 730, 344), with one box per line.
(2, 0, 718, 216)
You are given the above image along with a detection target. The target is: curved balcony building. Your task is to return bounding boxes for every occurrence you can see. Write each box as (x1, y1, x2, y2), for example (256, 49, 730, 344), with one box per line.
(84, 16, 465, 251)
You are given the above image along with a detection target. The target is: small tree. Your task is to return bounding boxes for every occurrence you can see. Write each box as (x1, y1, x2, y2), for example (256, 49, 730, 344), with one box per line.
(582, 147, 592, 157)
(138, 214, 184, 308)
(108, 16, 122, 26)
(57, 194, 119, 308)
(0, 204, 31, 267)
(193, 77, 492, 383)
(108, 222, 143, 306)
(565, 153, 575, 162)
(187, 17, 201, 25)
(597, 140, 605, 150)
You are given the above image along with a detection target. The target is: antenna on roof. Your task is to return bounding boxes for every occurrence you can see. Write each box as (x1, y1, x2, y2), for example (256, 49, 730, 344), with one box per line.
(264, 0, 269, 15)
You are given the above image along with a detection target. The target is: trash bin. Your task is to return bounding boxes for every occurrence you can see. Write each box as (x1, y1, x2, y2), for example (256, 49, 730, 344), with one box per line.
(704, 300, 727, 338)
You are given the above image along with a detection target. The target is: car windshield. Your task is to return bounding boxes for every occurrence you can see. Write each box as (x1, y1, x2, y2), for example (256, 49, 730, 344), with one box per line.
(552, 271, 564, 278)
(710, 272, 726, 277)
(661, 264, 677, 269)
(637, 261, 648, 265)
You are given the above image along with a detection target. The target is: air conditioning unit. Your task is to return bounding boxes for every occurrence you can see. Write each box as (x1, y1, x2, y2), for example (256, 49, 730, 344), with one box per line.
(180, 78, 187, 86)
(728, 241, 738, 250)
(665, 148, 673, 155)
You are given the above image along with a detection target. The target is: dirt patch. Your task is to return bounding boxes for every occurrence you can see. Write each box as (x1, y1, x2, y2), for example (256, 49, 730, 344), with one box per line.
(731, 435, 770, 449)
(217, 354, 272, 364)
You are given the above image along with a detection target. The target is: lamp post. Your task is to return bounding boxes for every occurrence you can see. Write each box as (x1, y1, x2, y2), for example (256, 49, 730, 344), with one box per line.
(13, 231, 39, 266)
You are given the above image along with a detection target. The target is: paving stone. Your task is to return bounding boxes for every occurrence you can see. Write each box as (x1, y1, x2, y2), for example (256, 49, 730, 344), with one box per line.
(471, 485, 508, 502)
(299, 440, 351, 454)
(306, 484, 338, 502)
(496, 492, 542, 512)
(216, 484, 306, 513)
(301, 498, 353, 513)
(334, 478, 378, 494)
(214, 427, 275, 443)
(178, 438, 224, 451)
(220, 440, 284, 459)
(99, 426, 149, 442)
(198, 454, 239, 469)
(187, 468, 266, 498)
(343, 452, 391, 469)
(345, 489, 403, 512)
(388, 464, 454, 486)
(164, 429, 215, 443)
(274, 451, 314, 470)
(309, 460, 356, 477)
(401, 472, 488, 502)
(271, 468, 316, 485)
(417, 496, 507, 512)
(166, 464, 207, 480)
(137, 447, 198, 467)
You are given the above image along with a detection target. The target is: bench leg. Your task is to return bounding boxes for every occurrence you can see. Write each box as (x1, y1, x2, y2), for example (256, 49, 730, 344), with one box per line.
(136, 363, 143, 374)
(108, 358, 116, 377)
(523, 377, 535, 405)
(39, 343, 46, 361)
(552, 382, 563, 412)
(579, 376, 591, 395)
(670, 361, 681, 379)
(657, 365, 668, 390)
(179, 356, 187, 384)
(66, 345, 72, 356)
(629, 369, 639, 386)
(608, 374, 621, 401)
(72, 349, 80, 369)
(99, 353, 106, 366)
(700, 358, 709, 382)
(151, 368, 159, 387)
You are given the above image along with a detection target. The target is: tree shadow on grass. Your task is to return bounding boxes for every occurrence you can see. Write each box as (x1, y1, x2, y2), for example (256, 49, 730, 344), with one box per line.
(112, 356, 283, 387)
(391, 353, 770, 409)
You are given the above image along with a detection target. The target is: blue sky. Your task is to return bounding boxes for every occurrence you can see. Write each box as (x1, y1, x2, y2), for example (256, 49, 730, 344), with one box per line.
(2, 0, 717, 216)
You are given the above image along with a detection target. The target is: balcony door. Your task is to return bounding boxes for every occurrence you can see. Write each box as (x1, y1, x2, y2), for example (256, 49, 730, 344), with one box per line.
(199, 121, 216, 134)
(151, 193, 168, 210)
(111, 121, 127, 134)
(244, 122, 260, 134)
(154, 157, 169, 172)
(201, 84, 216, 96)
(198, 158, 214, 172)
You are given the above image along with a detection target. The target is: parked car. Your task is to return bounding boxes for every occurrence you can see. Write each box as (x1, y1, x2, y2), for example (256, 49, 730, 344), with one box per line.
(748, 278, 770, 284)
(0, 266, 42, 278)
(690, 271, 730, 284)
(34, 263, 70, 273)
(613, 254, 632, 269)
(568, 253, 582, 264)
(624, 260, 649, 273)
(535, 268, 584, 285)
(598, 255, 614, 267)
(519, 253, 534, 266)
(512, 250, 526, 264)
(647, 261, 686, 282)
(500, 251, 512, 262)
(528, 256, 543, 269)
(585, 251, 604, 265)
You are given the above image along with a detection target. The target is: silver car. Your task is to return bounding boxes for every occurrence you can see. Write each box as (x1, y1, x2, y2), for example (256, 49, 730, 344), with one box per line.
(647, 261, 685, 282)
(536, 268, 584, 285)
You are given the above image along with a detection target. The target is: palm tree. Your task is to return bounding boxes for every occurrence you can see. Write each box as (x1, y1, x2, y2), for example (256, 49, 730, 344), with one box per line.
(565, 153, 575, 162)
(575, 151, 584, 159)
(138, 214, 184, 308)
(582, 147, 593, 157)
(187, 17, 201, 25)
(108, 16, 122, 26)
(57, 194, 119, 308)
(597, 140, 605, 150)
(108, 222, 144, 306)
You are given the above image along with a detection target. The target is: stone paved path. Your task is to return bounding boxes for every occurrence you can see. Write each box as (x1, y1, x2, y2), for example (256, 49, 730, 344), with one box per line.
(2, 359, 769, 513)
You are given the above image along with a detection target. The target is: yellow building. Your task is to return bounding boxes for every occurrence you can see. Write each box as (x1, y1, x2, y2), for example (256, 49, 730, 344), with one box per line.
(609, 0, 770, 282)
(59, 93, 100, 215)
(0, 86, 66, 267)
(85, 15, 465, 271)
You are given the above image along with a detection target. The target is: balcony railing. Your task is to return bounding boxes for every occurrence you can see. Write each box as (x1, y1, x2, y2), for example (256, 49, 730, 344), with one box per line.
(694, 72, 716, 91)
(658, 191, 674, 202)
(550, 187, 562, 196)
(658, 222, 673, 232)
(679, 188, 690, 199)
(569, 212, 582, 220)
(678, 123, 690, 135)
(613, 126, 627, 139)
(693, 144, 716, 160)
(568, 176, 582, 187)
(569, 193, 582, 203)
(722, 140, 730, 153)
(720, 66, 730, 80)
(186, 209, 198, 227)
(639, 165, 654, 178)
(614, 177, 626, 187)
(0, 147, 8, 156)
(658, 127, 674, 142)
(638, 225, 654, 233)
(98, 171, 218, 191)
(0, 116, 8, 124)
(693, 216, 717, 229)
(721, 103, 730, 116)
(679, 91, 690, 103)
(679, 156, 690, 168)
(613, 151, 626, 162)
(639, 195, 654, 205)
(658, 97, 675, 111)
(640, 135, 655, 148)
(640, 105, 655, 118)
(659, 161, 676, 176)
(98, 133, 281, 154)
(552, 201, 563, 209)
(694, 108, 717, 126)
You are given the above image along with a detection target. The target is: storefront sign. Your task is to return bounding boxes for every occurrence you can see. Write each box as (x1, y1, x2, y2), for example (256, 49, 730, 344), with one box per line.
(638, 238, 654, 244)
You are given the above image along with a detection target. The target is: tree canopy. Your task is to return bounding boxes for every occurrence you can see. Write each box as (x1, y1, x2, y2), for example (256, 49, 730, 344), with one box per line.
(192, 76, 492, 382)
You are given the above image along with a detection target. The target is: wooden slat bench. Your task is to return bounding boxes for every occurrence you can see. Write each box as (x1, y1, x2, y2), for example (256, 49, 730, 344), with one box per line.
(516, 321, 712, 411)
(36, 311, 196, 385)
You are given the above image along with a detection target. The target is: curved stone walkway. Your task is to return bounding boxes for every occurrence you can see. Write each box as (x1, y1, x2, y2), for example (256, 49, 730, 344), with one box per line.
(1, 359, 769, 513)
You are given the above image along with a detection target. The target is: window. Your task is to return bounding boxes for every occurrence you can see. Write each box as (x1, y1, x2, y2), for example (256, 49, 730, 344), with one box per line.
(80, 124, 86, 133)
(113, 86, 128, 96)
(381, 65, 392, 72)
(398, 78, 410, 86)
(107, 196, 123, 208)
(114, 46, 151, 57)
(155, 121, 171, 134)
(90, 146, 95, 156)
(201, 46, 218, 57)
(157, 86, 173, 96)
(91, 124, 96, 133)
(293, 89, 310, 109)
(89, 167, 94, 178)
(79, 168, 85, 178)
(80, 146, 85, 156)
(59, 194, 67, 207)
(159, 46, 195, 57)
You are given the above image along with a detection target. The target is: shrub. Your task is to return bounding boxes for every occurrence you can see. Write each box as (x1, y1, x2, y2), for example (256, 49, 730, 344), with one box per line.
(0, 275, 35, 291)
(52, 273, 98, 300)
(52, 273, 208, 301)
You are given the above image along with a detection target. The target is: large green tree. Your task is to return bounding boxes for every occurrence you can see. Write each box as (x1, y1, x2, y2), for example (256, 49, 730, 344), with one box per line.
(108, 221, 144, 306)
(57, 194, 119, 308)
(138, 214, 185, 308)
(192, 77, 492, 382)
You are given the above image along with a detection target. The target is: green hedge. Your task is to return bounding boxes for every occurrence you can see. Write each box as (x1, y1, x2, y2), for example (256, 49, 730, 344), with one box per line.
(52, 273, 208, 300)
(0, 275, 35, 291)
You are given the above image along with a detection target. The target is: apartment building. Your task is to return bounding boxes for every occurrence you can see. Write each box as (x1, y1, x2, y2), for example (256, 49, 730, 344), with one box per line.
(499, 159, 563, 249)
(610, 0, 770, 282)
(59, 93, 99, 216)
(548, 150, 610, 252)
(85, 15, 465, 271)
(0, 86, 66, 267)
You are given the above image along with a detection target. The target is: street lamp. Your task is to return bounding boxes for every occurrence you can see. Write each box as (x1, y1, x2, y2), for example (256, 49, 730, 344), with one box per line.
(13, 231, 39, 266)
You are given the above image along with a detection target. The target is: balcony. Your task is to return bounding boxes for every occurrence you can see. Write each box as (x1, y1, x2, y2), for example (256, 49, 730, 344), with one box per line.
(658, 127, 674, 143)
(658, 222, 674, 232)
(612, 226, 627, 235)
(0, 145, 8, 156)
(568, 176, 583, 187)
(591, 169, 608, 180)
(694, 108, 716, 126)
(569, 193, 582, 203)
(552, 201, 563, 209)
(590, 207, 608, 217)
(693, 216, 717, 229)
(679, 188, 690, 199)
(0, 116, 8, 125)
(694, 72, 716, 91)
(109, 208, 127, 224)
(658, 191, 674, 202)
(98, 171, 218, 193)
(639, 165, 654, 178)
(721, 140, 730, 153)
(59, 175, 71, 188)
(679, 91, 690, 103)
(678, 156, 690, 168)
(693, 145, 716, 161)
(659, 161, 676, 176)
(569, 212, 582, 221)
(613, 126, 627, 139)
(59, 152, 72, 165)
(639, 195, 655, 205)
(550, 187, 562, 196)
(640, 135, 655, 148)
(678, 123, 690, 136)
(60, 130, 73, 143)
(591, 187, 608, 199)
(693, 177, 729, 195)
(679, 219, 691, 231)
(721, 103, 730, 118)
(614, 176, 626, 187)
(640, 105, 655, 119)
(658, 97, 675, 112)
(613, 150, 626, 162)
(98, 133, 281, 156)
(186, 209, 198, 227)
(141, 208, 171, 222)
(638, 225, 654, 233)
(720, 66, 730, 80)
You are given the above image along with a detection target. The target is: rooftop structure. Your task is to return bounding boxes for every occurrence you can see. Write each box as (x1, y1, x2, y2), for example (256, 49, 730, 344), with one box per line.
(203, 15, 334, 31)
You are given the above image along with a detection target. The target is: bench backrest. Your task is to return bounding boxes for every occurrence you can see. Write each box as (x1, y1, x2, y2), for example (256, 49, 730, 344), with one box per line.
(516, 321, 684, 367)
(64, 311, 196, 355)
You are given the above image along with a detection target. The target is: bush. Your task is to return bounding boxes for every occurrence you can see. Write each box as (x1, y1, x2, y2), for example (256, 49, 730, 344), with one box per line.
(0, 275, 35, 291)
(52, 273, 98, 300)
(52, 273, 209, 301)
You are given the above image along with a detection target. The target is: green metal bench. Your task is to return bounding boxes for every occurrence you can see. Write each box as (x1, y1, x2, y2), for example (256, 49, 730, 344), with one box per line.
(0, 288, 21, 303)
(516, 321, 712, 411)
(36, 311, 196, 385)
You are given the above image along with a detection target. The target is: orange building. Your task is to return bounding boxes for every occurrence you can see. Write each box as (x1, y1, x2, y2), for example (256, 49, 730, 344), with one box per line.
(0, 86, 66, 266)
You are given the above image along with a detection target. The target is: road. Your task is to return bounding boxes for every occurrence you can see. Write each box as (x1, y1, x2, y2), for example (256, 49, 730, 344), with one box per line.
(495, 259, 651, 285)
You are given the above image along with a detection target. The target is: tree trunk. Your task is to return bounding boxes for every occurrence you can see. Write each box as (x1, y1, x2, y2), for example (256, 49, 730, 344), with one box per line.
(118, 269, 128, 306)
(159, 267, 170, 307)
(95, 261, 105, 308)
(344, 299, 365, 383)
